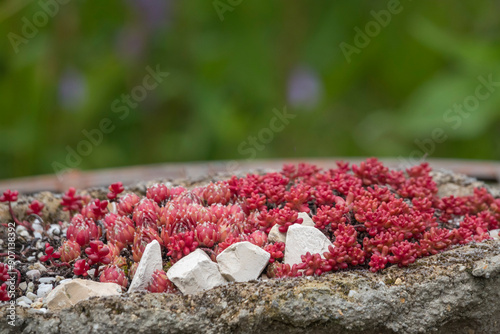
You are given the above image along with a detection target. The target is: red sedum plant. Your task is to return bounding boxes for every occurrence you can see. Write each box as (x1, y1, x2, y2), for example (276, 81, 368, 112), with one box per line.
(2, 158, 499, 294)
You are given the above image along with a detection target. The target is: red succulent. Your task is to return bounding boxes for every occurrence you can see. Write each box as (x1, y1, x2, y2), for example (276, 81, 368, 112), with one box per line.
(100, 265, 128, 288)
(147, 269, 177, 293)
(107, 182, 125, 200)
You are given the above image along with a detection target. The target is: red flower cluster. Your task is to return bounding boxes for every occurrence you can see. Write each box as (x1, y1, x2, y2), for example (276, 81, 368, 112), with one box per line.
(4, 158, 497, 293)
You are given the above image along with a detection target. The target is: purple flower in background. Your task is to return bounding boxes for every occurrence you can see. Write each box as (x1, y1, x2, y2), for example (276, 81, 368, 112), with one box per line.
(58, 68, 87, 111)
(126, 0, 172, 30)
(287, 66, 322, 109)
(115, 27, 147, 62)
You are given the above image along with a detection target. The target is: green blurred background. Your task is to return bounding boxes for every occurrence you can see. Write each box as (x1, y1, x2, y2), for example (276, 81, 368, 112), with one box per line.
(0, 0, 499, 180)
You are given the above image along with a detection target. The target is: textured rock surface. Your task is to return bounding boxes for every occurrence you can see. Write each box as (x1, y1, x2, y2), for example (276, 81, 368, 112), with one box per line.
(44, 279, 122, 312)
(284, 224, 333, 266)
(217, 241, 270, 282)
(128, 240, 163, 293)
(167, 249, 227, 294)
(3, 240, 500, 333)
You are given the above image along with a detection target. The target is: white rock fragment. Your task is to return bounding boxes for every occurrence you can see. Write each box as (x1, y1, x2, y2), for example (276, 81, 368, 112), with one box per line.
(128, 240, 163, 293)
(217, 241, 270, 282)
(29, 263, 47, 273)
(26, 292, 38, 301)
(298, 212, 315, 227)
(26, 270, 41, 281)
(16, 296, 32, 305)
(267, 224, 286, 243)
(284, 224, 333, 266)
(45, 279, 122, 311)
(16, 225, 30, 238)
(489, 229, 499, 240)
(19, 282, 27, 291)
(167, 249, 227, 295)
(348, 290, 358, 298)
(39, 277, 56, 284)
(37, 283, 53, 298)
(17, 301, 30, 308)
(48, 224, 61, 236)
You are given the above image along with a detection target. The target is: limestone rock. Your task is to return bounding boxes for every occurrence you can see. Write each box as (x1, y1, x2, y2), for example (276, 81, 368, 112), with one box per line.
(284, 224, 333, 266)
(268, 224, 286, 243)
(217, 241, 270, 282)
(167, 249, 227, 295)
(45, 278, 122, 311)
(298, 212, 315, 227)
(489, 229, 499, 240)
(128, 240, 163, 293)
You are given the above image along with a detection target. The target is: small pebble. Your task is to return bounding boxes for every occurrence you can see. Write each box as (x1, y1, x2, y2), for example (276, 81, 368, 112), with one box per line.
(16, 225, 28, 234)
(26, 270, 41, 281)
(55, 276, 65, 283)
(27, 282, 34, 293)
(39, 277, 56, 284)
(348, 290, 358, 298)
(48, 224, 61, 236)
(19, 282, 27, 291)
(28, 308, 48, 314)
(16, 296, 32, 305)
(26, 292, 38, 301)
(29, 263, 47, 273)
(37, 283, 53, 298)
(27, 256, 36, 262)
(59, 278, 73, 285)
(17, 301, 31, 308)
(36, 240, 45, 250)
(31, 301, 44, 309)
(34, 232, 43, 239)
(395, 278, 403, 285)
(32, 221, 44, 233)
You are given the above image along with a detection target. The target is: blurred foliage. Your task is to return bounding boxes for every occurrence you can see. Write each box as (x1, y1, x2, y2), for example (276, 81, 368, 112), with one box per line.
(0, 0, 499, 179)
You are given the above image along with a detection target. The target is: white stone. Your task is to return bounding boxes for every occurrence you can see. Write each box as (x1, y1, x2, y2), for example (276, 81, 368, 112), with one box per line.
(298, 212, 315, 227)
(59, 278, 73, 285)
(26, 270, 41, 281)
(29, 262, 47, 273)
(39, 277, 56, 284)
(489, 229, 499, 240)
(167, 249, 227, 295)
(16, 225, 28, 235)
(27, 256, 36, 262)
(48, 224, 61, 236)
(17, 301, 30, 308)
(216, 241, 270, 282)
(268, 224, 286, 243)
(26, 292, 38, 301)
(348, 290, 358, 298)
(45, 279, 122, 311)
(19, 282, 27, 291)
(37, 283, 53, 298)
(32, 221, 44, 233)
(36, 240, 45, 250)
(16, 296, 32, 305)
(34, 232, 43, 239)
(128, 240, 163, 293)
(284, 224, 333, 266)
